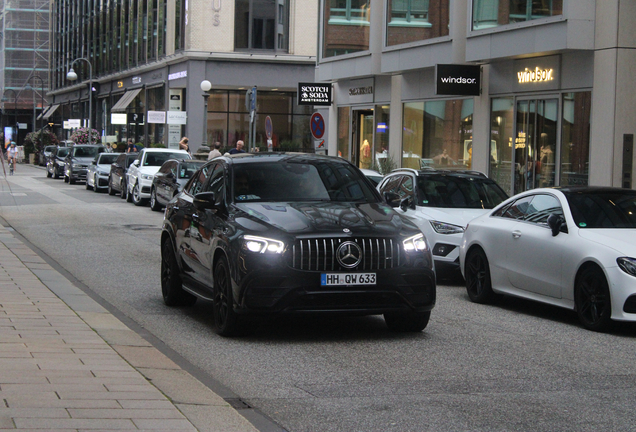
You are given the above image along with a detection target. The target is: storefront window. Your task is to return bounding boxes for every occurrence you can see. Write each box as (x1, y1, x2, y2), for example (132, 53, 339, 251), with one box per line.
(561, 92, 591, 186)
(489, 97, 514, 194)
(402, 99, 473, 170)
(323, 0, 370, 58)
(386, 0, 449, 47)
(373, 105, 392, 173)
(147, 86, 165, 147)
(337, 107, 350, 158)
(472, 0, 563, 30)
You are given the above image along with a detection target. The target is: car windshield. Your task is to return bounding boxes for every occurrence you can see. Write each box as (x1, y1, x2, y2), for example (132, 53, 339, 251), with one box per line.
(57, 148, 70, 158)
(565, 190, 636, 228)
(44, 146, 56, 152)
(233, 160, 379, 203)
(98, 154, 119, 164)
(416, 174, 508, 209)
(178, 162, 203, 179)
(73, 146, 101, 158)
(144, 152, 190, 166)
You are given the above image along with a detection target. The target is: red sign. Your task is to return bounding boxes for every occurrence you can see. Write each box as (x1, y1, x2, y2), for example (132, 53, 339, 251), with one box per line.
(310, 113, 325, 140)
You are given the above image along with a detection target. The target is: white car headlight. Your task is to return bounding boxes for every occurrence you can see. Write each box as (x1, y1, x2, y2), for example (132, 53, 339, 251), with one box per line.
(243, 235, 285, 254)
(617, 257, 636, 277)
(141, 174, 154, 180)
(403, 233, 428, 253)
(430, 220, 465, 235)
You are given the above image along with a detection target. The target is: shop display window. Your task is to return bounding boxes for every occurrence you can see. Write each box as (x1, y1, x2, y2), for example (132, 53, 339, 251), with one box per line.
(402, 99, 474, 171)
(386, 0, 449, 47)
(560, 92, 591, 186)
(472, 0, 563, 31)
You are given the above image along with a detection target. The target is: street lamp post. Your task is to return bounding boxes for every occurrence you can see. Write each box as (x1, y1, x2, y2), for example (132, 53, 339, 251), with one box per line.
(66, 58, 92, 145)
(200, 80, 212, 151)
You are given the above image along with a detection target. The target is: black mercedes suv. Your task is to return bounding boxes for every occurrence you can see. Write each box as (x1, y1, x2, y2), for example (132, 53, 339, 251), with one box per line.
(161, 153, 436, 336)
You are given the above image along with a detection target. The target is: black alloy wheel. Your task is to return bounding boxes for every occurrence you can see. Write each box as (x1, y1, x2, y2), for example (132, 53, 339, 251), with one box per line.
(108, 177, 116, 195)
(125, 181, 133, 202)
(121, 180, 128, 200)
(64, 174, 69, 183)
(160, 239, 196, 307)
(384, 311, 431, 332)
(465, 248, 497, 304)
(46, 169, 52, 178)
(575, 266, 613, 332)
(213, 256, 245, 336)
(132, 182, 145, 206)
(150, 188, 162, 211)
(93, 175, 100, 193)
(85, 177, 92, 190)
(53, 166, 60, 179)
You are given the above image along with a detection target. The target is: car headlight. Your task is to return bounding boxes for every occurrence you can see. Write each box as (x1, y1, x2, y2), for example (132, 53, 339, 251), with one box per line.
(141, 174, 154, 180)
(430, 220, 465, 235)
(403, 233, 428, 253)
(617, 257, 636, 277)
(243, 235, 285, 254)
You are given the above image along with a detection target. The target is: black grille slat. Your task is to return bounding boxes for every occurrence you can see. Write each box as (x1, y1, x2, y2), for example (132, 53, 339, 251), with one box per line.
(290, 238, 398, 271)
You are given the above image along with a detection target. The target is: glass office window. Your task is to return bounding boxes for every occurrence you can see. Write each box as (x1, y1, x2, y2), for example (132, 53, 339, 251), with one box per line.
(386, 0, 449, 46)
(561, 92, 591, 186)
(323, 0, 370, 58)
(235, 0, 289, 51)
(337, 107, 350, 158)
(489, 98, 514, 194)
(402, 99, 473, 170)
(472, 0, 563, 30)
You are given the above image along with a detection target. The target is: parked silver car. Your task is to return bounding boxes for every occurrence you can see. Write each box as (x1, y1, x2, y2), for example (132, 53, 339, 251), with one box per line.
(86, 152, 121, 192)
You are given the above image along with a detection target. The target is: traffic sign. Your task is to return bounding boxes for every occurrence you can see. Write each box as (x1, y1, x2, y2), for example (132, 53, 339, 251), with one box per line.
(265, 116, 273, 139)
(310, 113, 325, 140)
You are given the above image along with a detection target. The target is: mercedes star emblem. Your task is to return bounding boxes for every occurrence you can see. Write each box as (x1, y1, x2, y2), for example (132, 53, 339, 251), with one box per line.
(336, 241, 362, 269)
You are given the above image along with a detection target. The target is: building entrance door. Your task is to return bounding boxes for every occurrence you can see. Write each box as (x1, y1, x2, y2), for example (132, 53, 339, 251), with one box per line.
(351, 109, 374, 169)
(513, 98, 558, 194)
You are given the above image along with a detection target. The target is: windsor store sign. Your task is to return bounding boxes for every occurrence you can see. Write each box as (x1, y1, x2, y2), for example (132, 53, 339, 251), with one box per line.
(513, 55, 560, 92)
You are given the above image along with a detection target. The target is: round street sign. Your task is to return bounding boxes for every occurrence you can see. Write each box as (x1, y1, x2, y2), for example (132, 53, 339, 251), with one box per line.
(310, 112, 325, 140)
(265, 116, 273, 139)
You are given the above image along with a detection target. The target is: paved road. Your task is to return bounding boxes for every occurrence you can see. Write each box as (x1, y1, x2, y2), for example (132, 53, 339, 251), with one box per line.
(2, 164, 636, 431)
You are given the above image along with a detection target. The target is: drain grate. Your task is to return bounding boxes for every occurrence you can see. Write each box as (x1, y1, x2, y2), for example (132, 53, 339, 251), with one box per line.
(224, 398, 252, 410)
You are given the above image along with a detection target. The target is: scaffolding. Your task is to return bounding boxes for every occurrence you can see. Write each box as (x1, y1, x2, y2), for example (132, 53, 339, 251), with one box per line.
(0, 0, 50, 118)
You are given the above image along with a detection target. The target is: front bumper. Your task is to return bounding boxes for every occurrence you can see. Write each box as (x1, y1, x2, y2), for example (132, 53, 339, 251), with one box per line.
(95, 173, 110, 188)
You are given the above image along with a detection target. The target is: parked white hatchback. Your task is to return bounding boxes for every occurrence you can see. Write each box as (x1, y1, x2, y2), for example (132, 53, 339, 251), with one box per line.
(459, 186, 636, 332)
(126, 148, 191, 206)
(377, 168, 508, 274)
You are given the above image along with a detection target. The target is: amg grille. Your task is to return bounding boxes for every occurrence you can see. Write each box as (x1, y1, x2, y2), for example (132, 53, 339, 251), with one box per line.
(289, 238, 400, 271)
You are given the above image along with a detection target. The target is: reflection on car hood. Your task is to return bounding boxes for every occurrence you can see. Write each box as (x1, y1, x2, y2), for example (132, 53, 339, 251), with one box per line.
(416, 207, 489, 226)
(234, 201, 419, 237)
(577, 229, 636, 256)
(71, 157, 94, 164)
(137, 166, 160, 175)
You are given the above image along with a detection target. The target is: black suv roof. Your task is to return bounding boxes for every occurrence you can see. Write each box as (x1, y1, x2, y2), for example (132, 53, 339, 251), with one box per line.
(390, 167, 488, 178)
(216, 152, 352, 167)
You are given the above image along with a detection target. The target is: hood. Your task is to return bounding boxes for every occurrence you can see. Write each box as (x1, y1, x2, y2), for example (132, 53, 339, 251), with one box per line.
(71, 156, 95, 164)
(417, 207, 489, 227)
(233, 201, 420, 238)
(577, 229, 636, 257)
(138, 166, 161, 175)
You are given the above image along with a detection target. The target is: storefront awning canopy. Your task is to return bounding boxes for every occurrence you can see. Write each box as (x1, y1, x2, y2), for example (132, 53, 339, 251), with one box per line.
(38, 104, 60, 121)
(111, 88, 142, 113)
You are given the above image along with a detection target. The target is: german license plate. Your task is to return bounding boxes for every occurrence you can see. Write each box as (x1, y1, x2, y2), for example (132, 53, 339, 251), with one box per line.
(321, 273, 376, 286)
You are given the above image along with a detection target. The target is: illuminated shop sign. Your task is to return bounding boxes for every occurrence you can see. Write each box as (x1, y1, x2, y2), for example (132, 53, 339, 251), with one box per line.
(436, 64, 481, 96)
(518, 67, 554, 84)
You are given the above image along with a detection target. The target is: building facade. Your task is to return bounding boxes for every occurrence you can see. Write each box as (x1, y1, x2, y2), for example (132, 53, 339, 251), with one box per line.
(317, 0, 636, 194)
(0, 0, 50, 146)
(49, 0, 318, 152)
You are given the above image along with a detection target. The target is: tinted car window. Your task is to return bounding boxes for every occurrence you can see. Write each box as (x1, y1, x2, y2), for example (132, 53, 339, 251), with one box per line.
(179, 161, 203, 179)
(232, 160, 378, 203)
(207, 163, 225, 204)
(57, 148, 70, 158)
(417, 174, 508, 209)
(143, 152, 189, 166)
(565, 190, 636, 228)
(188, 165, 212, 195)
(379, 175, 402, 195)
(158, 161, 176, 174)
(125, 154, 138, 167)
(72, 146, 102, 157)
(98, 153, 119, 164)
(523, 195, 563, 225)
(398, 176, 414, 201)
(501, 196, 533, 219)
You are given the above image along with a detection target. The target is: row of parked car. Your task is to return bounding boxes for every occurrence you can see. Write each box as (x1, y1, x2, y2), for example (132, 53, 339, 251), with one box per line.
(43, 144, 636, 335)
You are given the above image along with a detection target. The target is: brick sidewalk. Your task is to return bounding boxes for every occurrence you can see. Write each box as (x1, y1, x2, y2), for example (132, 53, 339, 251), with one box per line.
(0, 225, 258, 431)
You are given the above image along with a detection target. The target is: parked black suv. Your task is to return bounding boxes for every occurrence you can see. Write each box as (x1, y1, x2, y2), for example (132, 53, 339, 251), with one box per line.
(64, 144, 106, 184)
(108, 152, 138, 199)
(161, 153, 436, 336)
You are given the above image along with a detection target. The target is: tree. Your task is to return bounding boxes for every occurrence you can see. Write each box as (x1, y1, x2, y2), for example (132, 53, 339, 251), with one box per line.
(23, 130, 59, 161)
(69, 128, 100, 144)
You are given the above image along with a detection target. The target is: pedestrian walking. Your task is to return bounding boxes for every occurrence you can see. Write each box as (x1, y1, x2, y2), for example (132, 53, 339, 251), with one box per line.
(208, 142, 222, 160)
(228, 140, 245, 155)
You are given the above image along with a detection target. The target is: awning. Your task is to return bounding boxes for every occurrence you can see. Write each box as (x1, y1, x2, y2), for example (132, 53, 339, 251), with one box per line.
(111, 88, 142, 113)
(38, 104, 60, 121)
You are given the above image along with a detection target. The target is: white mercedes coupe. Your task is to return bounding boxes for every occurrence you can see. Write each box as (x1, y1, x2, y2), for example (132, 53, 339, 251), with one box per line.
(459, 187, 636, 332)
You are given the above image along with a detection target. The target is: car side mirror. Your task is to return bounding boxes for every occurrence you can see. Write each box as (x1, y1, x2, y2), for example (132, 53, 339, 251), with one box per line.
(399, 197, 416, 212)
(547, 214, 567, 236)
(383, 191, 401, 208)
(92, 161, 96, 165)
(193, 192, 217, 211)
